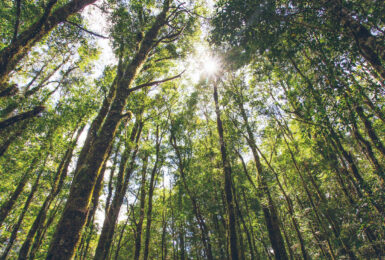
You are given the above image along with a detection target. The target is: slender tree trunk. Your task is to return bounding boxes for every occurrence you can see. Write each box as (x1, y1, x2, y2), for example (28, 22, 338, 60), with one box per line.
(337, 5, 385, 81)
(0, 105, 45, 131)
(105, 140, 123, 214)
(134, 153, 149, 260)
(354, 103, 385, 158)
(143, 130, 162, 260)
(349, 108, 385, 185)
(0, 121, 27, 157)
(213, 81, 239, 260)
(161, 176, 168, 260)
(170, 133, 214, 260)
(237, 99, 288, 260)
(18, 126, 83, 259)
(1, 167, 43, 259)
(28, 199, 62, 260)
(241, 188, 260, 260)
(0, 155, 42, 227)
(113, 211, 130, 260)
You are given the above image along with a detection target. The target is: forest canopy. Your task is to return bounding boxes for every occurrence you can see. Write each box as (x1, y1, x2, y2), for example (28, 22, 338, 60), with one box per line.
(0, 0, 384, 259)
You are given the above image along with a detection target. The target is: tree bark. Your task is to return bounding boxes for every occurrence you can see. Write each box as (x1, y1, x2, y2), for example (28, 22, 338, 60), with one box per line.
(18, 126, 84, 260)
(237, 98, 288, 260)
(0, 0, 98, 86)
(46, 3, 170, 258)
(93, 121, 142, 260)
(213, 81, 239, 260)
(134, 153, 149, 260)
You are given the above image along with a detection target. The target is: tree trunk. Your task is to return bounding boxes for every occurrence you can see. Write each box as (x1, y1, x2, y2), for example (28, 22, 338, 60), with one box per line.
(46, 3, 170, 258)
(0, 167, 43, 259)
(18, 126, 83, 259)
(237, 99, 288, 260)
(93, 121, 142, 260)
(354, 103, 385, 158)
(213, 81, 239, 260)
(170, 133, 214, 260)
(28, 199, 62, 260)
(143, 128, 162, 260)
(0, 155, 41, 227)
(0, 105, 45, 131)
(0, 0, 98, 86)
(133, 153, 149, 260)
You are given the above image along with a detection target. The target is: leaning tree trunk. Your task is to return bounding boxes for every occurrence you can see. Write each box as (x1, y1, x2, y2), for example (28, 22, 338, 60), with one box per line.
(0, 167, 43, 260)
(18, 126, 84, 260)
(93, 120, 143, 260)
(0, 0, 98, 87)
(0, 157, 38, 228)
(45, 3, 171, 258)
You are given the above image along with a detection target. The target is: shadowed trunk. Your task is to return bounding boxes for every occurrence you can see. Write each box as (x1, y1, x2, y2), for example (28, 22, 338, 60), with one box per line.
(0, 105, 45, 131)
(212, 81, 239, 260)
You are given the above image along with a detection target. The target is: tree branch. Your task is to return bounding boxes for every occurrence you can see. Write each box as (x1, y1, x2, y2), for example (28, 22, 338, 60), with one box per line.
(128, 71, 185, 93)
(65, 20, 109, 39)
(12, 0, 22, 43)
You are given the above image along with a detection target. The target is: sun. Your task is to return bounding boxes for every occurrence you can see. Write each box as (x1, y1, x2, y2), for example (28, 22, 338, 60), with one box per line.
(203, 57, 220, 76)
(183, 44, 222, 83)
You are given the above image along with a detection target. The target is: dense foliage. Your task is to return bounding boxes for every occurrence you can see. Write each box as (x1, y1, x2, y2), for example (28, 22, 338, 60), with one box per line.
(0, 0, 384, 259)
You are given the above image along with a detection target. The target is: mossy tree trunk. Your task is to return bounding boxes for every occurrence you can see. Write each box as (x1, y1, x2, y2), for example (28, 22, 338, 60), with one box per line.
(46, 2, 171, 257)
